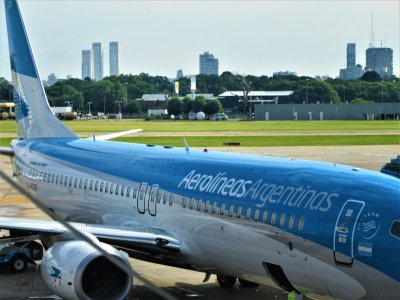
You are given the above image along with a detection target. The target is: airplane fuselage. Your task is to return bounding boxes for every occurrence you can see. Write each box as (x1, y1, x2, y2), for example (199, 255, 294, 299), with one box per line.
(11, 138, 400, 299)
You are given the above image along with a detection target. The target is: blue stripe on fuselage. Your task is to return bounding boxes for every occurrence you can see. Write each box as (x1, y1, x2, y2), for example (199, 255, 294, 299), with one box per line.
(16, 138, 400, 282)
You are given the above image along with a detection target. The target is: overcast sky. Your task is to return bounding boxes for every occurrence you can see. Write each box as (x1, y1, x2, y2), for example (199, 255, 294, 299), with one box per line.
(0, 0, 398, 81)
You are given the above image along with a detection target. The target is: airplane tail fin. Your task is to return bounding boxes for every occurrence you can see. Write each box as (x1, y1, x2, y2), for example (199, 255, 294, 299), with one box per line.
(4, 0, 77, 139)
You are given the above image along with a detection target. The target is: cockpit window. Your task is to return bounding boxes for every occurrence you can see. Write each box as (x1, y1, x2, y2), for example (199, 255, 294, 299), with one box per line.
(390, 221, 400, 239)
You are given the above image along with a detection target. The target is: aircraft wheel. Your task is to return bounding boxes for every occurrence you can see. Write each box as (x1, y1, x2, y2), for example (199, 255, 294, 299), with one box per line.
(10, 255, 27, 273)
(217, 274, 237, 288)
(238, 278, 260, 288)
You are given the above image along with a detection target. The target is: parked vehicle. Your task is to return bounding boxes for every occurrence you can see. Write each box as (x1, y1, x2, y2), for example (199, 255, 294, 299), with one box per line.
(212, 112, 228, 120)
(0, 237, 43, 272)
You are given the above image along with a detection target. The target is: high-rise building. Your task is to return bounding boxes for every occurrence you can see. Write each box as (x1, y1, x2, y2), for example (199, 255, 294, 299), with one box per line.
(176, 69, 184, 79)
(366, 47, 393, 78)
(199, 52, 219, 75)
(81, 50, 93, 80)
(110, 42, 119, 76)
(346, 43, 357, 79)
(92, 42, 103, 81)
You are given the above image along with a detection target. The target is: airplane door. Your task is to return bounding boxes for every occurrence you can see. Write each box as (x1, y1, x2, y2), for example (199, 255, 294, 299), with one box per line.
(148, 185, 158, 216)
(137, 183, 148, 214)
(333, 200, 365, 265)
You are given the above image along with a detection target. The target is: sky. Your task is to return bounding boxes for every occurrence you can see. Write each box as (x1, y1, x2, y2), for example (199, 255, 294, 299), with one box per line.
(0, 0, 399, 81)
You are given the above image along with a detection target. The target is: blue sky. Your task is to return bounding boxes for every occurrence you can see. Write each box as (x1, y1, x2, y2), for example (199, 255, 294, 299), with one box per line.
(0, 0, 398, 80)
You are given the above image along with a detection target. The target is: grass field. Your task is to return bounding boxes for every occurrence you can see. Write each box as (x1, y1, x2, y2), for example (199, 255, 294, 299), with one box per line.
(1, 135, 398, 147)
(0, 119, 399, 133)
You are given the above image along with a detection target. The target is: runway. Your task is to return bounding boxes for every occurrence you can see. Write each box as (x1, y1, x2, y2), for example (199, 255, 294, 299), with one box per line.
(0, 145, 398, 299)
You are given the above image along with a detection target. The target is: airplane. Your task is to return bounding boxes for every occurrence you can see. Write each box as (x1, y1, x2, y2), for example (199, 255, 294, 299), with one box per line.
(0, 0, 399, 299)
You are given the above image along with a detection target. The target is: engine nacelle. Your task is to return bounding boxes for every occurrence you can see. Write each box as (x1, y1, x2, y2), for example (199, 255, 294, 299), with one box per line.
(41, 240, 132, 300)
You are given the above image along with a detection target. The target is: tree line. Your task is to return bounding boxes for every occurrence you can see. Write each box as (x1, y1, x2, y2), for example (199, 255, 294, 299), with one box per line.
(0, 71, 399, 115)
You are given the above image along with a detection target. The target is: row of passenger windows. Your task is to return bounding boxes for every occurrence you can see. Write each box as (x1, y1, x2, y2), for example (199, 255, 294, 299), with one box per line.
(26, 168, 305, 231)
(181, 197, 305, 231)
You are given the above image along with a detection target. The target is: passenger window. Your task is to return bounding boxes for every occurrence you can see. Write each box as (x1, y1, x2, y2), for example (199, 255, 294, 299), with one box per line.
(237, 206, 243, 218)
(84, 179, 88, 190)
(56, 175, 59, 184)
(245, 208, 251, 219)
(43, 173, 47, 182)
(212, 202, 218, 214)
(162, 192, 168, 204)
(289, 215, 295, 230)
(229, 204, 235, 217)
(94, 181, 98, 191)
(89, 180, 93, 190)
(204, 201, 211, 212)
(40, 172, 44, 181)
(105, 183, 109, 193)
(60, 175, 64, 185)
(271, 212, 276, 225)
(100, 182, 104, 192)
(132, 187, 138, 199)
(220, 203, 226, 215)
(254, 208, 260, 221)
(280, 213, 286, 228)
(126, 187, 131, 197)
(79, 178, 83, 189)
(64, 176, 68, 186)
(47, 174, 52, 183)
(110, 184, 114, 194)
(182, 197, 188, 208)
(262, 210, 268, 223)
(69, 177, 73, 187)
(156, 191, 161, 203)
(197, 200, 204, 211)
(169, 194, 174, 205)
(74, 177, 78, 188)
(190, 198, 198, 209)
(298, 216, 305, 231)
(121, 186, 125, 196)
(115, 184, 119, 195)
(390, 221, 400, 239)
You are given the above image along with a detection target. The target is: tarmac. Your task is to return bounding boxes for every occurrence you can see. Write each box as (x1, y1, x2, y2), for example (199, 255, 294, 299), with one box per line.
(0, 144, 399, 300)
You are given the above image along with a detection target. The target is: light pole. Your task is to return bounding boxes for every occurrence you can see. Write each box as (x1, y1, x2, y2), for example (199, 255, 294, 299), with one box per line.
(306, 79, 309, 104)
(65, 101, 73, 110)
(381, 80, 384, 120)
(125, 82, 128, 103)
(87, 102, 92, 116)
(115, 101, 123, 119)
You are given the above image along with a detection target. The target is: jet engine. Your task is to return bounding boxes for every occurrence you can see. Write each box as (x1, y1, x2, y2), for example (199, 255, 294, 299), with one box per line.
(41, 240, 132, 300)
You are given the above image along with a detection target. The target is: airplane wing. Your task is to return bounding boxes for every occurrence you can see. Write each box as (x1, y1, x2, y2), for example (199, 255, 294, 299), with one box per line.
(87, 128, 143, 141)
(0, 217, 180, 254)
(0, 147, 14, 156)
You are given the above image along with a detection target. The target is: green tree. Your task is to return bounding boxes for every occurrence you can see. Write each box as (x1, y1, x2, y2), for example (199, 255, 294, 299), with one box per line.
(192, 96, 206, 113)
(167, 97, 182, 116)
(0, 77, 11, 101)
(360, 71, 381, 82)
(204, 99, 223, 115)
(182, 96, 192, 115)
(350, 98, 374, 104)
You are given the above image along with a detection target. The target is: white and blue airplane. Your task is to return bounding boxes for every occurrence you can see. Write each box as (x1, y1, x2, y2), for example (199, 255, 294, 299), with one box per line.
(0, 1, 399, 299)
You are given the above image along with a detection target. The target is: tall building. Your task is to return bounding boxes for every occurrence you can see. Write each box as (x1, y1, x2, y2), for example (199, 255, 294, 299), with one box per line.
(92, 42, 103, 81)
(81, 50, 93, 80)
(199, 52, 219, 75)
(366, 47, 393, 78)
(176, 69, 184, 79)
(109, 42, 119, 76)
(339, 43, 363, 80)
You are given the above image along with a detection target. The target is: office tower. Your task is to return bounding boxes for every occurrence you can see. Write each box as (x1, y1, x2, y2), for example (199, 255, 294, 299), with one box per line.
(92, 42, 103, 81)
(199, 52, 219, 75)
(366, 47, 393, 78)
(346, 43, 357, 79)
(81, 50, 93, 80)
(176, 69, 184, 79)
(110, 42, 119, 76)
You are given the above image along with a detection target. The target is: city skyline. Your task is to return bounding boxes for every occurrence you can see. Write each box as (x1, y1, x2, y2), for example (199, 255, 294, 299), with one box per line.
(0, 1, 398, 80)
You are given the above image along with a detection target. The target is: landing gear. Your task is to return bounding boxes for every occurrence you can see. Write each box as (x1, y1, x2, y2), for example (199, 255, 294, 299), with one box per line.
(10, 255, 27, 273)
(238, 278, 260, 288)
(216, 274, 237, 288)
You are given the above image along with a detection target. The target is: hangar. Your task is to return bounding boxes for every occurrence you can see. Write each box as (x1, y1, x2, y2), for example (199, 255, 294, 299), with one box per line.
(254, 103, 400, 120)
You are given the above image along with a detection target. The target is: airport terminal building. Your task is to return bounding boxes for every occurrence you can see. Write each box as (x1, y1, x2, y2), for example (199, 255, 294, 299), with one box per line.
(254, 103, 400, 120)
